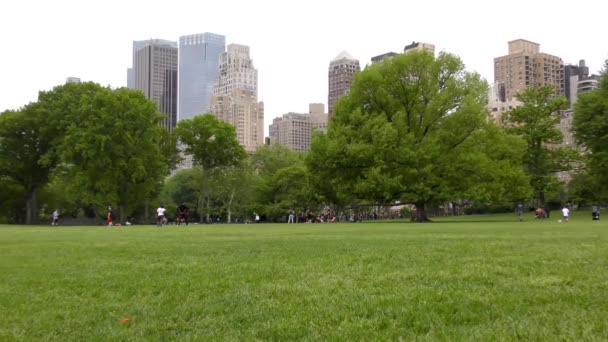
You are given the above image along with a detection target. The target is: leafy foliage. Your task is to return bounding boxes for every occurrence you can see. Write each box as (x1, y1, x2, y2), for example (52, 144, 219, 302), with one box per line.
(308, 51, 528, 220)
(252, 145, 313, 221)
(573, 61, 608, 195)
(174, 114, 246, 222)
(504, 86, 579, 205)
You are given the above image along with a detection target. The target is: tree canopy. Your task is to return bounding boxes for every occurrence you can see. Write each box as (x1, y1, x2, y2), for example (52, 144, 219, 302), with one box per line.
(308, 51, 529, 221)
(504, 85, 579, 205)
(573, 61, 608, 197)
(174, 114, 246, 222)
(0, 82, 175, 223)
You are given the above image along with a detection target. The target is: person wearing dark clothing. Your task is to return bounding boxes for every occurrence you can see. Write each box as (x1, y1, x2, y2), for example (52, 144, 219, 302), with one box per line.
(177, 203, 189, 225)
(516, 203, 524, 221)
(107, 206, 113, 227)
(592, 205, 600, 220)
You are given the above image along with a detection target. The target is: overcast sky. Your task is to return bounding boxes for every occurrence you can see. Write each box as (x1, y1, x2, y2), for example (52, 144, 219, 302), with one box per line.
(1, 0, 606, 136)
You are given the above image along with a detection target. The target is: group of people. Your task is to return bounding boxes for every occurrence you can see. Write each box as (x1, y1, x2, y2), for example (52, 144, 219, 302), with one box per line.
(103, 203, 190, 227)
(155, 203, 190, 227)
(515, 202, 601, 222)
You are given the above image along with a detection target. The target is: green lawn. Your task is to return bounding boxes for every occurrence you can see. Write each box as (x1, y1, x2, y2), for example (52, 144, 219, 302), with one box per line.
(1, 212, 607, 340)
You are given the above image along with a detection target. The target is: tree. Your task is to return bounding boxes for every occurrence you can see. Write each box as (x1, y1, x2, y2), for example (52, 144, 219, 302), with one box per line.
(572, 60, 608, 194)
(251, 144, 313, 221)
(58, 86, 168, 223)
(174, 114, 246, 223)
(206, 162, 256, 223)
(307, 51, 529, 221)
(0, 104, 57, 224)
(504, 85, 579, 206)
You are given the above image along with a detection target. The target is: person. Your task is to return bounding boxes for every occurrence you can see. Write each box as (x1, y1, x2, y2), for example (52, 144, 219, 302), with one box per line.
(306, 208, 313, 223)
(516, 203, 524, 222)
(287, 208, 295, 224)
(535, 208, 545, 219)
(254, 213, 260, 224)
(561, 205, 570, 222)
(107, 206, 113, 227)
(51, 209, 59, 226)
(177, 203, 189, 225)
(592, 204, 600, 220)
(157, 205, 167, 227)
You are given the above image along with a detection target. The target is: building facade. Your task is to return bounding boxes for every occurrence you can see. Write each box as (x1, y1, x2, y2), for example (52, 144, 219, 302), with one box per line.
(126, 68, 134, 89)
(178, 32, 225, 121)
(494, 39, 564, 102)
(209, 44, 264, 153)
(565, 59, 600, 106)
(371, 52, 398, 63)
(328, 51, 360, 116)
(66, 77, 81, 84)
(403, 41, 435, 55)
(268, 104, 328, 151)
(132, 39, 178, 132)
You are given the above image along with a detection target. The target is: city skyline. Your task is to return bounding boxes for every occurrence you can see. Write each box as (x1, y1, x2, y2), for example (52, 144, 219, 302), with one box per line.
(1, 0, 606, 137)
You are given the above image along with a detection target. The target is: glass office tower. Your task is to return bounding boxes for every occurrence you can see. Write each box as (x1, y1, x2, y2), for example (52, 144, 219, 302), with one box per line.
(178, 33, 226, 121)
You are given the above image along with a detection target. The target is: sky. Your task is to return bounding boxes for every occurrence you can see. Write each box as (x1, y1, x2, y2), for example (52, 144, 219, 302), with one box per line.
(1, 0, 606, 136)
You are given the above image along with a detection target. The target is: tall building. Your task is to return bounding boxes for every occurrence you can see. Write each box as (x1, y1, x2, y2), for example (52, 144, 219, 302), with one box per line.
(271, 113, 312, 152)
(209, 44, 264, 153)
(371, 52, 398, 63)
(126, 68, 134, 89)
(565, 60, 600, 106)
(494, 39, 564, 102)
(403, 41, 435, 55)
(66, 77, 81, 84)
(132, 39, 178, 132)
(309, 103, 328, 132)
(268, 104, 328, 151)
(178, 33, 225, 121)
(328, 51, 360, 116)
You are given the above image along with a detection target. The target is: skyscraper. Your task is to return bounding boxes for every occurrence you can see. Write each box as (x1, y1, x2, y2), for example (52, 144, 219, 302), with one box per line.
(403, 41, 435, 55)
(328, 51, 360, 116)
(494, 39, 564, 102)
(126, 68, 134, 89)
(132, 39, 178, 132)
(178, 33, 225, 121)
(564, 59, 600, 106)
(209, 44, 264, 153)
(66, 77, 81, 84)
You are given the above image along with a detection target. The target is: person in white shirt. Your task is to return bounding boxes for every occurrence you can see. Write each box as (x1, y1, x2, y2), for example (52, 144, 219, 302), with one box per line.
(156, 205, 167, 227)
(51, 209, 59, 226)
(562, 206, 570, 222)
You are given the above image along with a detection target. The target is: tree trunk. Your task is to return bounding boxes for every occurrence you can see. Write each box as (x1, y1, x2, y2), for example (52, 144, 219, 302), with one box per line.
(206, 194, 211, 223)
(144, 201, 149, 224)
(119, 204, 125, 224)
(414, 201, 431, 222)
(199, 167, 207, 223)
(227, 186, 235, 224)
(539, 191, 546, 207)
(25, 186, 38, 225)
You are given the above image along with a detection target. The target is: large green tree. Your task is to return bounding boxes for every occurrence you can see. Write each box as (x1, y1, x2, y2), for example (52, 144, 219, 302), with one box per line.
(572, 61, 608, 196)
(57, 86, 168, 222)
(251, 144, 312, 221)
(0, 104, 57, 224)
(504, 85, 579, 206)
(174, 114, 246, 223)
(307, 51, 529, 221)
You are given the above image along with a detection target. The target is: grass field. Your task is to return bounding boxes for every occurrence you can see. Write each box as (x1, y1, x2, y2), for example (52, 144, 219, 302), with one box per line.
(1, 212, 607, 340)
